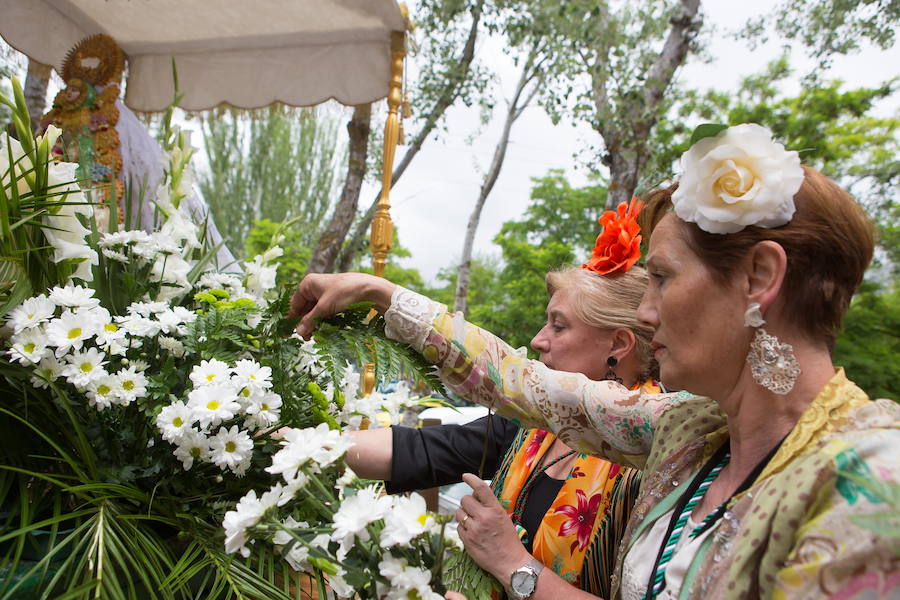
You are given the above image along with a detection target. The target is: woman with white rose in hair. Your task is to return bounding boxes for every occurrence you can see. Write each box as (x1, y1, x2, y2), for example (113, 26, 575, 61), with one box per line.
(291, 123, 900, 599)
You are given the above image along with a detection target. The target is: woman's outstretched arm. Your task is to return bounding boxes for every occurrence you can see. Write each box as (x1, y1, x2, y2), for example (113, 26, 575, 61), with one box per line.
(291, 274, 684, 468)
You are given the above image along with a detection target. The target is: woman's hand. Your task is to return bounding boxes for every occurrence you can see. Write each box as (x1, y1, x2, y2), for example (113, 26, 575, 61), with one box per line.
(444, 593, 467, 600)
(455, 473, 532, 584)
(289, 273, 396, 339)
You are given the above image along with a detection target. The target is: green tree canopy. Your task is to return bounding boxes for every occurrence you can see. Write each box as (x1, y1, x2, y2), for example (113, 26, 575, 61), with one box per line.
(466, 171, 608, 350)
(197, 107, 346, 259)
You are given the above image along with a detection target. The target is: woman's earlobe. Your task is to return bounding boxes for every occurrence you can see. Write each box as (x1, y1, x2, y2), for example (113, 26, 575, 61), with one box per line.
(747, 241, 788, 311)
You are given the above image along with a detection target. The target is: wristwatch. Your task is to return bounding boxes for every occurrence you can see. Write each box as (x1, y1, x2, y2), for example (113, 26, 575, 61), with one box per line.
(507, 558, 544, 600)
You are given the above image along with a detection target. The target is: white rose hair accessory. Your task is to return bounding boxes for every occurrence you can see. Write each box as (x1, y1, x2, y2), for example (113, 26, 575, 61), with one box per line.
(672, 123, 804, 234)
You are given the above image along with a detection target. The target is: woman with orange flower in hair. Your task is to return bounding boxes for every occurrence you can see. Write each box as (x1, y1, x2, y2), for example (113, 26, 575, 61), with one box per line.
(295, 124, 900, 599)
(341, 199, 659, 598)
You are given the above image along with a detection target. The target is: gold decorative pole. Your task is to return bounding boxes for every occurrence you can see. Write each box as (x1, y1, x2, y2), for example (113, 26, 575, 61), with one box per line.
(362, 30, 406, 398)
(370, 30, 406, 278)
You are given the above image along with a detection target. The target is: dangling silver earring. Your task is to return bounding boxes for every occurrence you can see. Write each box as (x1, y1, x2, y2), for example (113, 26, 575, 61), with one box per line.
(744, 302, 801, 395)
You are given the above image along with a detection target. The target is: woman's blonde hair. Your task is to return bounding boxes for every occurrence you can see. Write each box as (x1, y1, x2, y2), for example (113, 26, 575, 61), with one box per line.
(545, 266, 658, 381)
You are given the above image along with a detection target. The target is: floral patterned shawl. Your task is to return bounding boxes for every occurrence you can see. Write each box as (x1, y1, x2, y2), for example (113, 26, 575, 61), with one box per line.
(491, 382, 660, 589)
(384, 287, 900, 599)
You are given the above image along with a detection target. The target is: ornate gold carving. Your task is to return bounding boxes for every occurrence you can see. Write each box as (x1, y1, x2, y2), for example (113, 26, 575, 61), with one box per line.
(62, 34, 126, 87)
(43, 35, 125, 217)
(369, 31, 406, 278)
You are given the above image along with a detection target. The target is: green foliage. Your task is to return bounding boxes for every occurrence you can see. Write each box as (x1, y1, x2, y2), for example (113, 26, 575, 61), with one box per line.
(313, 303, 446, 395)
(834, 282, 900, 401)
(742, 0, 899, 68)
(0, 78, 90, 319)
(197, 107, 346, 259)
(451, 171, 606, 351)
(244, 218, 311, 288)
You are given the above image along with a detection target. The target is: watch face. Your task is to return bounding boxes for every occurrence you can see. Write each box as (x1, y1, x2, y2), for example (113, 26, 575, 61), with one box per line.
(511, 570, 536, 596)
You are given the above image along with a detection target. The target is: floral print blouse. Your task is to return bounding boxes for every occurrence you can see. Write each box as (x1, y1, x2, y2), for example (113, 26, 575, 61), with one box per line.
(384, 287, 900, 599)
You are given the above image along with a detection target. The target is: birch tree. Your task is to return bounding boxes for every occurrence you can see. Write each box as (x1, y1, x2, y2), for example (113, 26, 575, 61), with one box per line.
(454, 43, 546, 314)
(336, 0, 490, 272)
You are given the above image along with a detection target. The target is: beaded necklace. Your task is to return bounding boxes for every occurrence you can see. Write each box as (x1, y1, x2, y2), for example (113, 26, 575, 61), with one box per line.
(510, 444, 577, 546)
(643, 434, 787, 599)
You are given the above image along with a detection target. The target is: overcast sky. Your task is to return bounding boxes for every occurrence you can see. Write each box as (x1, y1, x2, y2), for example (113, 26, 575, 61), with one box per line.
(376, 0, 900, 285)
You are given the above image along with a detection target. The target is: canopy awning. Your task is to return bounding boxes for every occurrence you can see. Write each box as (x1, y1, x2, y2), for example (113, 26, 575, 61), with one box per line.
(0, 0, 406, 111)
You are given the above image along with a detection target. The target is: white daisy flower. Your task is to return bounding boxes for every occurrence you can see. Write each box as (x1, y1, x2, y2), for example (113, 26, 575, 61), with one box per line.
(335, 466, 359, 493)
(7, 295, 55, 334)
(223, 483, 284, 558)
(208, 425, 254, 472)
(127, 301, 169, 317)
(85, 374, 119, 410)
(8, 327, 50, 366)
(156, 401, 195, 442)
(245, 391, 282, 429)
(265, 424, 354, 484)
(94, 318, 128, 355)
(115, 314, 161, 338)
(156, 309, 187, 335)
(296, 338, 325, 377)
(331, 485, 392, 561)
(187, 384, 241, 429)
(198, 272, 244, 293)
(63, 348, 108, 388)
(101, 247, 129, 263)
(46, 310, 97, 356)
(231, 359, 273, 391)
(378, 555, 441, 600)
(114, 366, 148, 403)
(379, 493, 434, 549)
(190, 358, 231, 387)
(47, 284, 100, 312)
(158, 336, 185, 357)
(99, 230, 152, 248)
(272, 517, 317, 572)
(30, 356, 65, 389)
(173, 428, 209, 470)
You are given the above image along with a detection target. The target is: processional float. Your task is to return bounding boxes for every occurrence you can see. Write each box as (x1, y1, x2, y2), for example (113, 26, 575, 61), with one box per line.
(0, 0, 410, 392)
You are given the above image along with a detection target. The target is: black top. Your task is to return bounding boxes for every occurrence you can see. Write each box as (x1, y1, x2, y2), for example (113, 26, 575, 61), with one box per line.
(519, 472, 565, 553)
(386, 414, 520, 494)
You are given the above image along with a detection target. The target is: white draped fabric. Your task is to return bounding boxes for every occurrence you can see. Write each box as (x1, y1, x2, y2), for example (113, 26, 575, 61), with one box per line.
(0, 0, 405, 111)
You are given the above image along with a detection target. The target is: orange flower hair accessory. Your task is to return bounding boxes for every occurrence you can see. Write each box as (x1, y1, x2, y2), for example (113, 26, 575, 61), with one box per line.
(581, 197, 643, 276)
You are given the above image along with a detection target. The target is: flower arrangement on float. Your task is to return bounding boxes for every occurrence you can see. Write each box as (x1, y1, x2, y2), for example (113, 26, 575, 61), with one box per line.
(0, 77, 457, 600)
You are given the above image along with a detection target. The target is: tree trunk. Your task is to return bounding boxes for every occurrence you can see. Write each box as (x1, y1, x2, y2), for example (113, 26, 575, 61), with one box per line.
(595, 0, 702, 208)
(336, 1, 484, 272)
(454, 47, 543, 315)
(306, 104, 372, 274)
(23, 59, 51, 132)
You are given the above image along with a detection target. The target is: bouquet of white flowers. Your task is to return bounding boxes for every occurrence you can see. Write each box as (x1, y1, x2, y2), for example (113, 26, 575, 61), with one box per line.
(0, 77, 457, 600)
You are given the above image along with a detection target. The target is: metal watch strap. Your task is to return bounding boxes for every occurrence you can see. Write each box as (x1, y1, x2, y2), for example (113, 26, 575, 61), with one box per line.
(508, 557, 544, 600)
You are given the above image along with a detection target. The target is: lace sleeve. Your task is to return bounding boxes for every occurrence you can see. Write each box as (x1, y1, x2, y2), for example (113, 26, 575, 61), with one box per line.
(383, 287, 684, 468)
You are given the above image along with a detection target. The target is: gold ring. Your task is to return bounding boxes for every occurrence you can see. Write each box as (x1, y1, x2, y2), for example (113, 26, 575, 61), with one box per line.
(461, 513, 470, 527)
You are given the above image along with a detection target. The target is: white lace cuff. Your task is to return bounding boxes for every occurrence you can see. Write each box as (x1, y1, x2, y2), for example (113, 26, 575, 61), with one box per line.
(383, 286, 447, 352)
